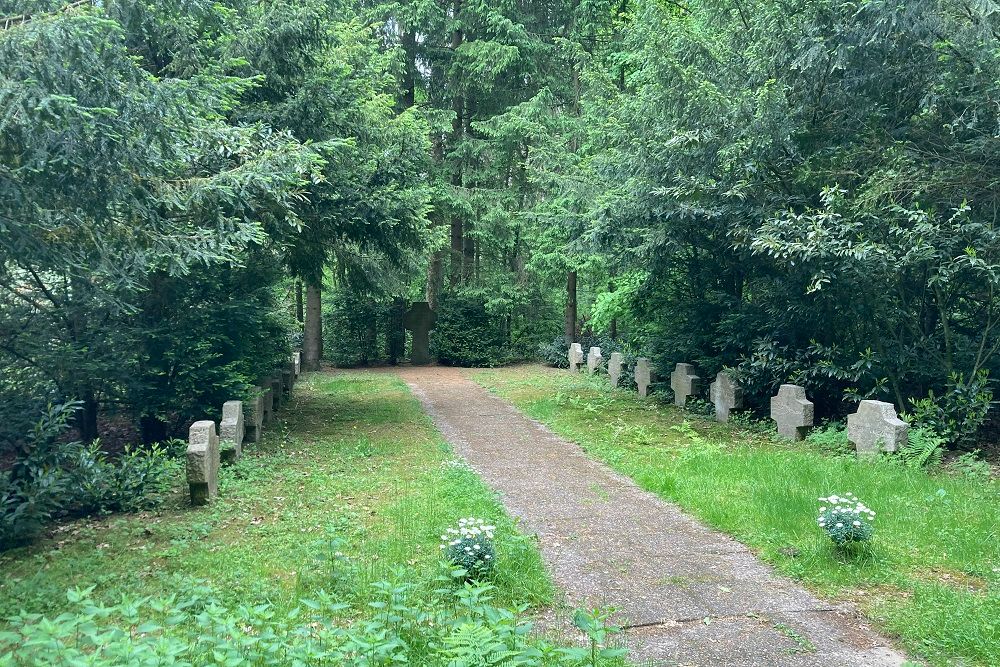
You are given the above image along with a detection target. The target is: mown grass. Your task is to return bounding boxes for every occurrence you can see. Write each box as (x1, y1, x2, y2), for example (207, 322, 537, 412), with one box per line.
(475, 365, 1000, 667)
(0, 371, 553, 623)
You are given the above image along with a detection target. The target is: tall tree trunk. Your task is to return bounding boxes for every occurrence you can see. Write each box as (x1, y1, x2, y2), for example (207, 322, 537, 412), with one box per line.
(564, 270, 577, 344)
(304, 280, 323, 371)
(450, 217, 464, 285)
(79, 391, 99, 442)
(426, 250, 444, 310)
(448, 0, 465, 287)
(401, 29, 417, 109)
(295, 280, 304, 323)
(463, 230, 475, 281)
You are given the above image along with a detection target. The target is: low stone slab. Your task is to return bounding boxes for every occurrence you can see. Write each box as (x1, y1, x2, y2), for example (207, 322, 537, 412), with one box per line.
(220, 400, 244, 463)
(770, 384, 814, 440)
(587, 346, 604, 374)
(670, 363, 700, 407)
(635, 358, 652, 397)
(709, 371, 744, 422)
(246, 392, 264, 443)
(187, 420, 219, 506)
(270, 377, 282, 411)
(608, 352, 624, 388)
(848, 400, 909, 455)
(568, 343, 584, 372)
(261, 384, 273, 425)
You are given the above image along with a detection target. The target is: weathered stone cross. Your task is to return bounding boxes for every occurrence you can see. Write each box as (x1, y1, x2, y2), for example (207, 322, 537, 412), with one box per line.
(607, 352, 624, 388)
(187, 420, 220, 506)
(587, 346, 604, 374)
(770, 384, 814, 440)
(568, 343, 584, 372)
(847, 400, 909, 456)
(403, 301, 437, 365)
(635, 357, 652, 397)
(709, 371, 743, 422)
(670, 363, 701, 407)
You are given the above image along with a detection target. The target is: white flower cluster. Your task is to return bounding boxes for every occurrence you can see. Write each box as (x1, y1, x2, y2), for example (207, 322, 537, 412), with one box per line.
(439, 517, 495, 559)
(816, 493, 875, 530)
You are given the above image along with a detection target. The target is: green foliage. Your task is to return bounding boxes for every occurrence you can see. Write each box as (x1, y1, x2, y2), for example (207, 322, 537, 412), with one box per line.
(906, 372, 993, 447)
(897, 428, 946, 470)
(323, 287, 395, 367)
(0, 576, 625, 666)
(1, 404, 171, 550)
(432, 291, 510, 367)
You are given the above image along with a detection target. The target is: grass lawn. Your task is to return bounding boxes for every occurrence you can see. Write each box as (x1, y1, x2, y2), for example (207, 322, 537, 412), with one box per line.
(474, 365, 1000, 667)
(0, 371, 559, 663)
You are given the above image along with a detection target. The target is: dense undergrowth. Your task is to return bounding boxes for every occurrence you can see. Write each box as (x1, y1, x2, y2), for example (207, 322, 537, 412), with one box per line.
(475, 366, 1000, 667)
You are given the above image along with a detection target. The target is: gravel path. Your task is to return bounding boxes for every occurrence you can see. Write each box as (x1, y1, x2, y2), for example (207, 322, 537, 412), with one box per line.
(395, 366, 909, 667)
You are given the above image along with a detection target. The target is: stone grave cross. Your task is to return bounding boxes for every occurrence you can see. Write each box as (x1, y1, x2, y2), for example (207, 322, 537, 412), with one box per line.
(607, 352, 624, 388)
(187, 420, 220, 506)
(847, 400, 909, 456)
(568, 343, 584, 372)
(403, 301, 437, 365)
(709, 371, 744, 422)
(635, 357, 652, 397)
(770, 384, 814, 440)
(587, 346, 604, 374)
(670, 363, 701, 407)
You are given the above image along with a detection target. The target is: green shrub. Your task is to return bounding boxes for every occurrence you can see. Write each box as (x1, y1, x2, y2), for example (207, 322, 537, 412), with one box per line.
(907, 371, 993, 447)
(431, 291, 509, 367)
(1, 404, 173, 551)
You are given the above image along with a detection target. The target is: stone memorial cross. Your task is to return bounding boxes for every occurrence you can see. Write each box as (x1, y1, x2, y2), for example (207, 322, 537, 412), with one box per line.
(709, 371, 744, 422)
(770, 384, 814, 441)
(403, 301, 437, 365)
(220, 401, 244, 463)
(187, 420, 220, 506)
(669, 363, 701, 407)
(608, 352, 624, 388)
(847, 400, 909, 455)
(568, 343, 584, 372)
(635, 357, 652, 397)
(587, 347, 604, 374)
(246, 392, 264, 443)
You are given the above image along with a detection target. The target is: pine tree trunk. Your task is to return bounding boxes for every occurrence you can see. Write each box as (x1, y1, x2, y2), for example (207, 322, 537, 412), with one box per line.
(304, 280, 323, 371)
(426, 250, 443, 310)
(564, 270, 577, 344)
(295, 280, 304, 323)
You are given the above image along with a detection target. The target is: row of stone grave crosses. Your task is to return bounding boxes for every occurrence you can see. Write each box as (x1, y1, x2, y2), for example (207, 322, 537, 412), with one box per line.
(568, 344, 909, 456)
(185, 351, 301, 506)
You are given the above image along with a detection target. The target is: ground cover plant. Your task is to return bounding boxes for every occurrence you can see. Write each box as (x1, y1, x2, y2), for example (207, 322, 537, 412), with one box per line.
(0, 372, 628, 665)
(475, 366, 1000, 667)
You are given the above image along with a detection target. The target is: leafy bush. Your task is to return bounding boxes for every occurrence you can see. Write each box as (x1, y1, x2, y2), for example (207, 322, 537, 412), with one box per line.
(440, 517, 496, 579)
(907, 371, 993, 447)
(538, 337, 570, 368)
(1, 404, 173, 551)
(816, 493, 875, 546)
(322, 288, 396, 367)
(0, 579, 626, 666)
(432, 291, 510, 367)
